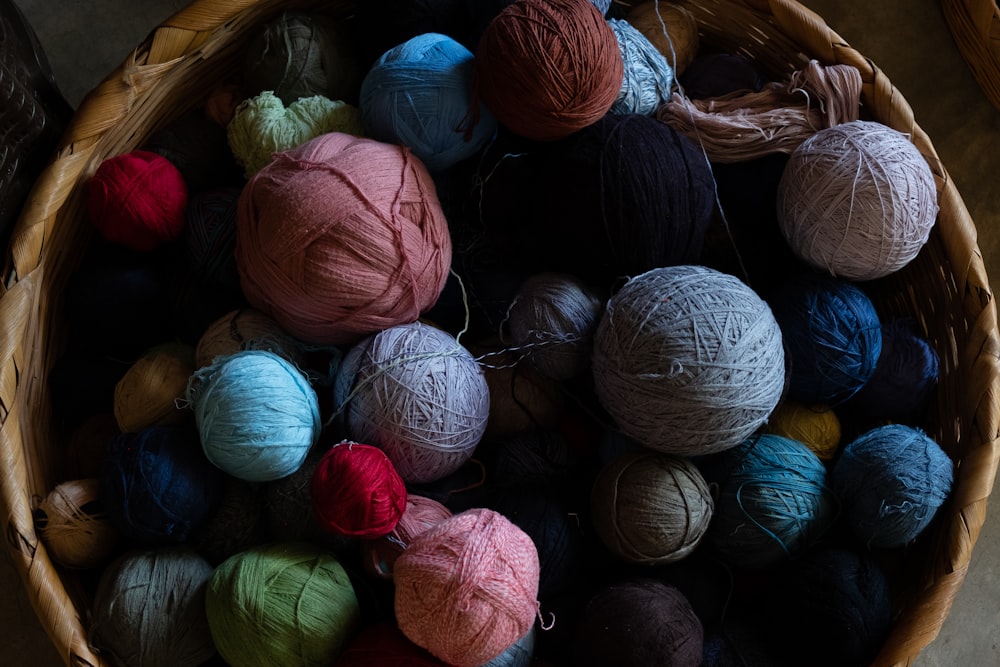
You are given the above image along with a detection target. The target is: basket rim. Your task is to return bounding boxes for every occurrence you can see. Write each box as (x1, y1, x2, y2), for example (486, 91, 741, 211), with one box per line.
(941, 0, 1000, 111)
(1, 1, 998, 666)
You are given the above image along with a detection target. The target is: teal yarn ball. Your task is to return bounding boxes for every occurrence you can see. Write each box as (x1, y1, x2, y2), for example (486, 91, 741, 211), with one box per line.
(90, 547, 217, 667)
(831, 424, 954, 549)
(206, 542, 361, 667)
(186, 350, 321, 482)
(767, 273, 882, 405)
(705, 433, 837, 568)
(360, 32, 497, 172)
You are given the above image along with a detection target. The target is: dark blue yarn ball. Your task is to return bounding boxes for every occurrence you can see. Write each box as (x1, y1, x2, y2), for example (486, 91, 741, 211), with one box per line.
(101, 424, 223, 545)
(767, 273, 882, 405)
(831, 423, 954, 549)
(183, 186, 242, 289)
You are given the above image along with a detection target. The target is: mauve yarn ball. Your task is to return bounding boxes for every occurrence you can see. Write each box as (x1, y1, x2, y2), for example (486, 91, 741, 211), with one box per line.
(235, 132, 452, 345)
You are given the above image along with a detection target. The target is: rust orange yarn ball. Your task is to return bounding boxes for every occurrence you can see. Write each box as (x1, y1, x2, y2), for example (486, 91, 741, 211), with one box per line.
(474, 0, 623, 141)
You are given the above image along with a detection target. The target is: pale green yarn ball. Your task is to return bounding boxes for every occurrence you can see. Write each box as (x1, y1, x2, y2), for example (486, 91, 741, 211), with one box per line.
(206, 542, 361, 667)
(227, 90, 365, 177)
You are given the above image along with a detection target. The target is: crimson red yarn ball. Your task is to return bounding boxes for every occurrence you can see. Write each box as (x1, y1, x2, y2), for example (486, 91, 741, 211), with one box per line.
(87, 150, 189, 252)
(310, 440, 408, 537)
(336, 622, 448, 666)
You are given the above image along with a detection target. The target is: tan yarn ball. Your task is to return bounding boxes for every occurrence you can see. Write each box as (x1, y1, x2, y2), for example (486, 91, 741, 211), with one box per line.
(195, 308, 304, 369)
(626, 0, 700, 75)
(114, 342, 195, 433)
(765, 400, 842, 461)
(777, 120, 938, 280)
(590, 450, 714, 564)
(36, 479, 118, 569)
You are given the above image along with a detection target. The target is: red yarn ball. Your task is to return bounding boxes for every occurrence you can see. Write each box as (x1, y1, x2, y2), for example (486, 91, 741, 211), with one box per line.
(474, 0, 623, 141)
(310, 440, 408, 537)
(336, 622, 448, 666)
(87, 150, 189, 252)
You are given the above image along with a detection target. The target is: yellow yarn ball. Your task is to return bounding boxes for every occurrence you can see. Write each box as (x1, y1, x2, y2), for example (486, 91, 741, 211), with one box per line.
(114, 342, 195, 433)
(765, 400, 842, 461)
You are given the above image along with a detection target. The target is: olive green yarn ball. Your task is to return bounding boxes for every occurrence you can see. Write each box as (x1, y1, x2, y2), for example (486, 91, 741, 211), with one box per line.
(206, 542, 361, 667)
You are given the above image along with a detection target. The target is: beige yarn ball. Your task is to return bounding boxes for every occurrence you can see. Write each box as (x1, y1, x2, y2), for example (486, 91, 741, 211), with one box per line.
(114, 342, 195, 433)
(36, 478, 118, 569)
(777, 120, 938, 280)
(195, 308, 304, 369)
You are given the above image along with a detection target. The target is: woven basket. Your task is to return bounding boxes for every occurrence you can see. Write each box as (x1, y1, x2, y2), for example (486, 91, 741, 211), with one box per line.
(1, 0, 998, 665)
(942, 0, 1000, 110)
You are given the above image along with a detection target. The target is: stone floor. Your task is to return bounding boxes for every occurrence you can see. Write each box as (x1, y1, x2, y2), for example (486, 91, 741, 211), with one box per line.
(2, 1, 998, 665)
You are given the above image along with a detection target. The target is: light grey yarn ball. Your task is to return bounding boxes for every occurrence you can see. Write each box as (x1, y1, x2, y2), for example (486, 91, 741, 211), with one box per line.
(592, 265, 786, 456)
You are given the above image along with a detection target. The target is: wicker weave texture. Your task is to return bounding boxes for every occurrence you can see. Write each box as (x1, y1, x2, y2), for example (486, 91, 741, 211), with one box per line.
(0, 1, 997, 666)
(942, 0, 1000, 111)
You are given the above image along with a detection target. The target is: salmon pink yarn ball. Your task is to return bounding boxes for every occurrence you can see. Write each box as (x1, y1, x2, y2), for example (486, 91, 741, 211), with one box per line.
(235, 132, 452, 345)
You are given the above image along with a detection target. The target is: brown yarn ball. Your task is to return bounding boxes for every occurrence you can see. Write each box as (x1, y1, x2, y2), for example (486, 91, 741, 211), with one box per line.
(195, 308, 304, 369)
(474, 0, 623, 141)
(205, 82, 245, 127)
(626, 0, 700, 75)
(114, 342, 195, 433)
(590, 450, 714, 564)
(35, 478, 118, 569)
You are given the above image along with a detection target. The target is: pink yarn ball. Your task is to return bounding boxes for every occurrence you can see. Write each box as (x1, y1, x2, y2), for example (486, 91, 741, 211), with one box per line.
(235, 132, 452, 345)
(394, 508, 540, 667)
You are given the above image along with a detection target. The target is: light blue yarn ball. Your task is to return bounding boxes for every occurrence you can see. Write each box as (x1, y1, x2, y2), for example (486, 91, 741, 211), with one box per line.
(591, 0, 612, 14)
(186, 350, 320, 482)
(608, 18, 674, 116)
(831, 424, 954, 549)
(360, 32, 497, 172)
(480, 626, 535, 667)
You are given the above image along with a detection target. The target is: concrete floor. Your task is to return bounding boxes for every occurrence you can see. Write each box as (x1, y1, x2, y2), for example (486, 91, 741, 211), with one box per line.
(1, 0, 998, 665)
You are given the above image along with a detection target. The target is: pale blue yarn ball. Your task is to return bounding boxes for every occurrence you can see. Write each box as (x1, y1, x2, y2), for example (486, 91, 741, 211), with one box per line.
(481, 626, 535, 667)
(360, 32, 497, 172)
(591, 0, 612, 14)
(608, 18, 674, 116)
(186, 350, 320, 482)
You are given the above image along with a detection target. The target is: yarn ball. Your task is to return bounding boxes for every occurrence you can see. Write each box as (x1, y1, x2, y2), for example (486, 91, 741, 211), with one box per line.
(360, 32, 497, 172)
(195, 307, 304, 369)
(90, 548, 217, 667)
(242, 12, 360, 105)
(101, 424, 222, 545)
(528, 113, 715, 287)
(608, 18, 674, 116)
(191, 475, 266, 566)
(777, 120, 939, 280)
(848, 318, 940, 423)
(227, 91, 365, 178)
(679, 52, 767, 99)
(335, 622, 449, 666)
(87, 150, 188, 252)
(205, 82, 246, 126)
(235, 131, 452, 345)
(705, 434, 837, 568)
(475, 343, 567, 440)
(767, 273, 882, 405)
(310, 440, 408, 537)
(482, 626, 536, 667)
(765, 400, 842, 461)
(335, 321, 490, 484)
(186, 350, 320, 482)
(626, 0, 700, 74)
(700, 621, 780, 667)
(113, 342, 195, 434)
(485, 428, 581, 495)
(473, 0, 623, 141)
(183, 186, 243, 289)
(362, 493, 453, 578)
(141, 112, 244, 192)
(830, 424, 954, 549)
(590, 451, 714, 564)
(760, 546, 893, 667)
(573, 578, 704, 667)
(206, 542, 361, 667)
(505, 272, 604, 381)
(34, 478, 117, 569)
(394, 507, 540, 666)
(592, 266, 786, 456)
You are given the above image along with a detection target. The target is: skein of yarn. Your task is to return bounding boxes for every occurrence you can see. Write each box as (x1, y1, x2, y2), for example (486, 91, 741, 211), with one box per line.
(590, 451, 714, 564)
(310, 440, 408, 537)
(86, 150, 188, 252)
(831, 424, 954, 549)
(335, 321, 490, 484)
(608, 18, 674, 116)
(394, 507, 540, 667)
(592, 266, 786, 456)
(34, 478, 117, 569)
(186, 350, 321, 482)
(473, 0, 623, 141)
(113, 342, 195, 433)
(360, 32, 497, 172)
(235, 131, 452, 345)
(194, 307, 304, 369)
(206, 542, 361, 667)
(777, 120, 939, 280)
(90, 548, 217, 667)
